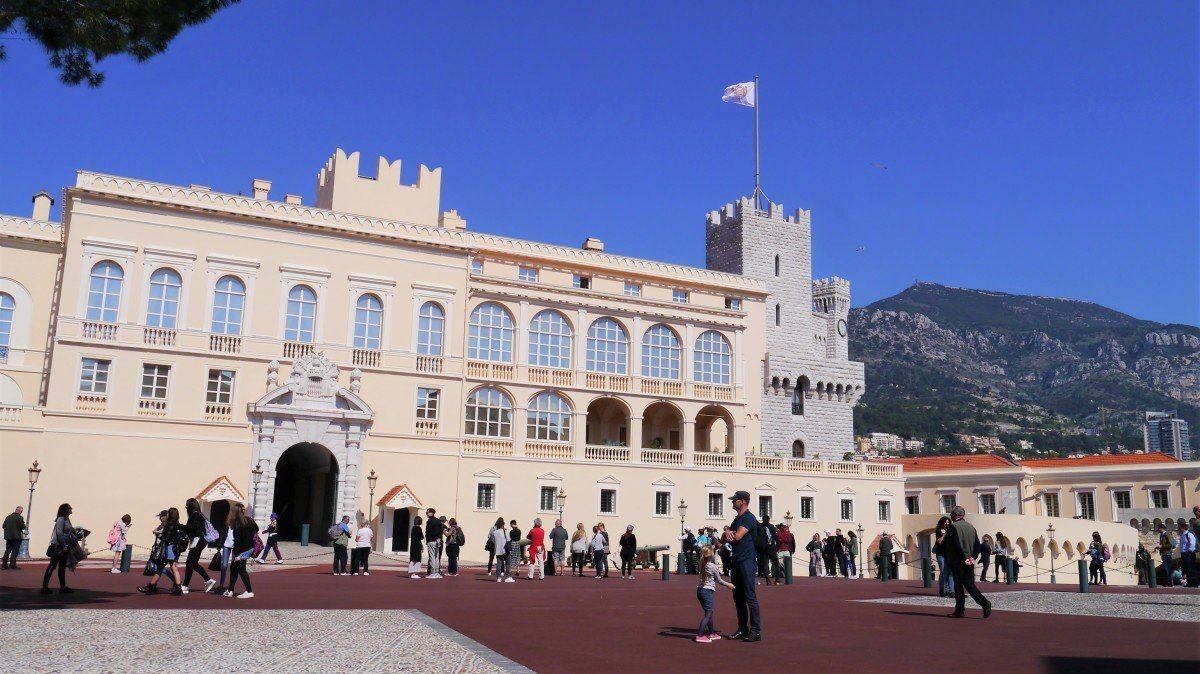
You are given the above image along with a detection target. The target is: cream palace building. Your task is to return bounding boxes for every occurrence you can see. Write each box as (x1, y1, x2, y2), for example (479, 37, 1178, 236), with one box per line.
(1, 149, 907, 563)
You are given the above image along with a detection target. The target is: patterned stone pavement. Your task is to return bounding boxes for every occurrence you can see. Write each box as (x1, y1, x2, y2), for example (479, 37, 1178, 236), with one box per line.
(0, 609, 531, 674)
(859, 589, 1200, 622)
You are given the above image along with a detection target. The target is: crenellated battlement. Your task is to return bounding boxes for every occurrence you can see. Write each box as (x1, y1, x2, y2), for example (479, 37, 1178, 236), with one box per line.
(813, 276, 850, 314)
(706, 196, 810, 228)
(315, 148, 445, 227)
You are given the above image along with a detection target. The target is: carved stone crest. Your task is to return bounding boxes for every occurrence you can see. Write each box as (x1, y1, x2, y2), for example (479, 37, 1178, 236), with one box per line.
(286, 352, 340, 400)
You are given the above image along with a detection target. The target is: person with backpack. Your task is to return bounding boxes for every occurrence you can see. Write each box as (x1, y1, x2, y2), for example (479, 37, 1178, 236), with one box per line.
(139, 508, 186, 595)
(180, 499, 217, 594)
(569, 523, 589, 576)
(756, 515, 779, 585)
(490, 518, 512, 582)
(330, 515, 352, 575)
(1087, 531, 1108, 585)
(408, 515, 424, 579)
(107, 514, 131, 573)
(445, 518, 464, 576)
(255, 513, 284, 565)
(723, 491, 761, 642)
(1156, 523, 1175, 585)
(224, 502, 259, 599)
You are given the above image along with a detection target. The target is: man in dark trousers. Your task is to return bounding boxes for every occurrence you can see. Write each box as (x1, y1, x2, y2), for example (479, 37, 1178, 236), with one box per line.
(945, 506, 992, 619)
(977, 536, 992, 582)
(724, 491, 761, 642)
(2, 505, 25, 570)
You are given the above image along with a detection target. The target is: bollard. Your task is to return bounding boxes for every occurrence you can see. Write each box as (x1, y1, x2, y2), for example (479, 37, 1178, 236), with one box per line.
(300, 523, 310, 547)
(676, 552, 685, 575)
(784, 555, 793, 585)
(661, 554, 670, 581)
(922, 557, 933, 588)
(1077, 559, 1089, 593)
(1147, 562, 1157, 589)
(120, 546, 132, 573)
(881, 558, 891, 582)
(1005, 557, 1016, 585)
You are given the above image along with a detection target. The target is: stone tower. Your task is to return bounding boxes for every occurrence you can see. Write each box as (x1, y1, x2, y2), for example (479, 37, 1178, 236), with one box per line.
(706, 197, 865, 459)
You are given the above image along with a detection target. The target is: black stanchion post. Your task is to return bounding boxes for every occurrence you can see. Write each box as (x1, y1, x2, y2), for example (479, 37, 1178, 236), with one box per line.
(1005, 557, 1016, 585)
(120, 546, 132, 573)
(881, 558, 891, 582)
(1077, 559, 1089, 593)
(784, 554, 793, 585)
(661, 554, 669, 581)
(922, 557, 933, 588)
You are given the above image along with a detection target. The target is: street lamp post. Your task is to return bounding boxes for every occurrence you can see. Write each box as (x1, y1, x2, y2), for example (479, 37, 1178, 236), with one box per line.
(784, 510, 793, 529)
(856, 524, 865, 580)
(678, 498, 689, 574)
(367, 469, 378, 524)
(678, 498, 688, 536)
(19, 460, 41, 559)
(250, 462, 264, 520)
(556, 488, 567, 522)
(1047, 523, 1056, 585)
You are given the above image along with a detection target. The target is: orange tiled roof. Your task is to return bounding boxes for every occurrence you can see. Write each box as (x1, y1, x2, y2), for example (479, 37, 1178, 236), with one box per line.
(194, 475, 246, 501)
(881, 453, 1017, 472)
(376, 483, 423, 507)
(1017, 453, 1179, 468)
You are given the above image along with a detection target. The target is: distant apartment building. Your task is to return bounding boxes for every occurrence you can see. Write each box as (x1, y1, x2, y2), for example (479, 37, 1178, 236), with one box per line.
(1144, 412, 1193, 461)
(954, 433, 1005, 452)
(867, 432, 923, 454)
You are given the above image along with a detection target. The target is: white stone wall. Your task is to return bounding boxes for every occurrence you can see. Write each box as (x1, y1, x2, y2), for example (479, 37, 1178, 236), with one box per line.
(706, 198, 865, 457)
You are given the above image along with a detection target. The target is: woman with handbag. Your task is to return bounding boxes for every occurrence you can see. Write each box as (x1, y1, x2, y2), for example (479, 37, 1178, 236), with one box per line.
(224, 502, 258, 599)
(408, 516, 424, 579)
(139, 508, 185, 595)
(181, 499, 215, 594)
(570, 523, 588, 576)
(41, 503, 76, 594)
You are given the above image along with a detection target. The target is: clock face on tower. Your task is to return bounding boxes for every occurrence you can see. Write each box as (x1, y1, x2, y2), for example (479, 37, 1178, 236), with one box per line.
(837, 319, 847, 337)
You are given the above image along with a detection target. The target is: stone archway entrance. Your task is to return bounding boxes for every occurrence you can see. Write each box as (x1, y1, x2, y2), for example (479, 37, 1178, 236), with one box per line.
(272, 442, 339, 541)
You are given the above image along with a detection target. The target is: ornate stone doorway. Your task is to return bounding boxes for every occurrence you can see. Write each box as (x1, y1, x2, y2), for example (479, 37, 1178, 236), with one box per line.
(247, 353, 375, 531)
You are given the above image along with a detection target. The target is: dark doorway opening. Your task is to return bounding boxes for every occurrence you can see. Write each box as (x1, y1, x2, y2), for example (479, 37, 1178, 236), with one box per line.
(272, 442, 338, 542)
(209, 499, 231, 530)
(391, 508, 411, 552)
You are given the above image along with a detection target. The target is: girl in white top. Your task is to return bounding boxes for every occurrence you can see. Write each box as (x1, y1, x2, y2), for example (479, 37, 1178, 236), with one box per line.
(352, 525, 373, 575)
(109, 515, 131, 573)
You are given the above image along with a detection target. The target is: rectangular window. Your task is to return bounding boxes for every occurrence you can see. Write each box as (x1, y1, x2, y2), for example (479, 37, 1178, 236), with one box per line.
(758, 495, 773, 521)
(980, 493, 997, 515)
(839, 499, 854, 521)
(140, 364, 170, 399)
(539, 486, 557, 512)
(654, 491, 670, 516)
(1044, 493, 1060, 518)
(708, 493, 723, 518)
(1077, 492, 1096, 520)
(78, 358, 111, 393)
(471, 259, 483, 275)
(599, 489, 617, 515)
(878, 500, 892, 523)
(476, 483, 495, 510)
(1150, 489, 1169, 509)
(623, 282, 641, 297)
(904, 495, 920, 515)
(940, 494, 957, 513)
(1113, 490, 1132, 511)
(672, 289, 689, 304)
(205, 369, 235, 404)
(519, 267, 539, 283)
(415, 387, 439, 420)
(724, 297, 742, 310)
(800, 496, 814, 520)
(572, 274, 591, 290)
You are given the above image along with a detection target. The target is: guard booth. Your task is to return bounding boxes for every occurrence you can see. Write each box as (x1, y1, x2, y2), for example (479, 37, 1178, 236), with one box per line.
(196, 475, 247, 527)
(376, 483, 423, 553)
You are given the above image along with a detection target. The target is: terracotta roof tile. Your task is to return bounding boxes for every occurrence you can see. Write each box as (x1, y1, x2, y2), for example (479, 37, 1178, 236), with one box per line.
(376, 483, 423, 508)
(881, 454, 1016, 472)
(1017, 453, 1179, 468)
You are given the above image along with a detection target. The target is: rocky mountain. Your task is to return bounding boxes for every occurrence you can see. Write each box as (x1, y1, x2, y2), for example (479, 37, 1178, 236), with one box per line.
(849, 282, 1199, 456)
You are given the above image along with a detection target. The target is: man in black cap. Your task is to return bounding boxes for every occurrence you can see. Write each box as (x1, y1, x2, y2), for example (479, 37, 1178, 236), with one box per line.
(946, 505, 992, 619)
(723, 490, 761, 642)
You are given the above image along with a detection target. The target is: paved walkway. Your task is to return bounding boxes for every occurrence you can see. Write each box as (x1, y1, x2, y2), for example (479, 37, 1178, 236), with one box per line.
(2, 565, 1197, 672)
(860, 588, 1200, 622)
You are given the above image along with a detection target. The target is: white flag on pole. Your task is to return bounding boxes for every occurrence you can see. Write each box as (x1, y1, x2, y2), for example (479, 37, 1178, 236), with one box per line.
(722, 81, 756, 107)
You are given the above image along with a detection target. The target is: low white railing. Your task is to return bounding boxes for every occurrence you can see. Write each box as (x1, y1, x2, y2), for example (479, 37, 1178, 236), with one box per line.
(526, 442, 573, 460)
(745, 455, 783, 471)
(585, 445, 630, 462)
(282, 341, 315, 359)
(142, 326, 177, 347)
(467, 360, 515, 381)
(82, 321, 118, 341)
(585, 373, 630, 392)
(416, 355, 444, 374)
(204, 403, 232, 422)
(137, 398, 168, 416)
(695, 452, 734, 468)
(640, 448, 684, 466)
(463, 437, 514, 456)
(529, 367, 574, 387)
(415, 419, 439, 436)
(352, 348, 380, 368)
(208, 334, 242, 353)
(74, 393, 107, 412)
(640, 378, 684, 396)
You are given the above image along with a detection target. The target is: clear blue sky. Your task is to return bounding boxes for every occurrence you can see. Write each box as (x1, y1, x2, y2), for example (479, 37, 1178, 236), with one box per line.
(3, 2, 1196, 325)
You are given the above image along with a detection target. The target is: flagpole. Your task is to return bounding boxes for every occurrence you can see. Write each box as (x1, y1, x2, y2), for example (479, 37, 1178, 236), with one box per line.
(753, 74, 760, 209)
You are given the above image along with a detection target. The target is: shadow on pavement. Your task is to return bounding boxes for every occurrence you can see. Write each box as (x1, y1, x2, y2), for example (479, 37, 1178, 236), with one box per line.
(1044, 658, 1194, 674)
(0, 585, 129, 610)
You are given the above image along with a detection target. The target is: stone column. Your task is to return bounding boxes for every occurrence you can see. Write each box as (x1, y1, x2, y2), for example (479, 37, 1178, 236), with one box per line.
(572, 411, 587, 460)
(733, 423, 747, 464)
(683, 420, 696, 466)
(629, 416, 644, 457)
(253, 427, 275, 523)
(342, 440, 361, 524)
(514, 406, 528, 457)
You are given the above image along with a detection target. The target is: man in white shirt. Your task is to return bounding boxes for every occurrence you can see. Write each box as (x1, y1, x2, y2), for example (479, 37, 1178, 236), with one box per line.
(352, 524, 373, 576)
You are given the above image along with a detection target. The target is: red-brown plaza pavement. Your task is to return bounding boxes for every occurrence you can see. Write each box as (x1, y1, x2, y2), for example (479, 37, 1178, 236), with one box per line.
(2, 564, 1197, 673)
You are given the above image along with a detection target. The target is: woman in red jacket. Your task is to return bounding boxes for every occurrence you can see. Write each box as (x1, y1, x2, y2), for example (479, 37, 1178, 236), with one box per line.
(526, 518, 546, 580)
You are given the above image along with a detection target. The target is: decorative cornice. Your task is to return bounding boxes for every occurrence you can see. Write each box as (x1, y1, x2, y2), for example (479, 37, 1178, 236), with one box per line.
(72, 170, 765, 294)
(0, 214, 63, 244)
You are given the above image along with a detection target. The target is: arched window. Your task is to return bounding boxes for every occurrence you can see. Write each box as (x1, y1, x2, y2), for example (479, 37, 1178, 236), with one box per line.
(792, 388, 803, 415)
(465, 387, 512, 437)
(775, 304, 781, 327)
(528, 310, 572, 369)
(86, 260, 124, 322)
(468, 302, 514, 362)
(792, 440, 805, 458)
(641, 324, 681, 380)
(416, 302, 445, 355)
(774, 254, 780, 277)
(527, 392, 572, 442)
(284, 285, 317, 343)
(693, 330, 732, 384)
(353, 294, 383, 350)
(586, 317, 628, 374)
(0, 293, 13, 359)
(145, 268, 182, 328)
(210, 275, 245, 335)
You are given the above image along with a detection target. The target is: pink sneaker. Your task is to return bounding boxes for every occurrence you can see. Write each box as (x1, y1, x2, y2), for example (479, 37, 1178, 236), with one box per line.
(707, 633, 723, 641)
(694, 635, 712, 643)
